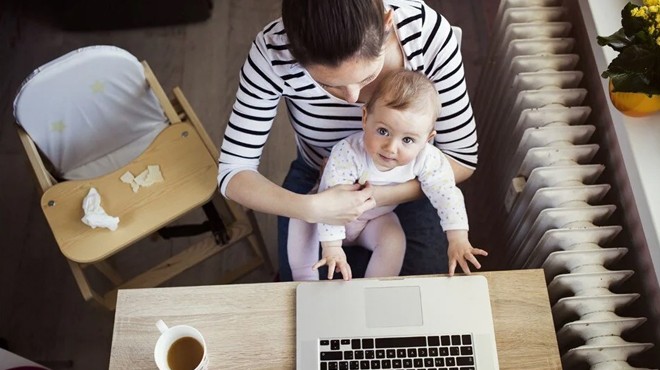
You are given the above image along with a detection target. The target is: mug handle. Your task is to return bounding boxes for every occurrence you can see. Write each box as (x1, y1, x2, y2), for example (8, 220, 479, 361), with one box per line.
(156, 320, 168, 334)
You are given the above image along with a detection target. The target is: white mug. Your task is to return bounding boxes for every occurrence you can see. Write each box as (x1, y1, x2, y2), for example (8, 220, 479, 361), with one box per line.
(154, 320, 209, 370)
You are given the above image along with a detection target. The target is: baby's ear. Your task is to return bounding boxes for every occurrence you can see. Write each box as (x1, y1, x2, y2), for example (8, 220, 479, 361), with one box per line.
(383, 9, 394, 32)
(427, 130, 437, 143)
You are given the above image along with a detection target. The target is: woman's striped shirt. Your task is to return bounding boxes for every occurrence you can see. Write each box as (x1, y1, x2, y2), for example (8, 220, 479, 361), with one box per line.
(218, 0, 478, 196)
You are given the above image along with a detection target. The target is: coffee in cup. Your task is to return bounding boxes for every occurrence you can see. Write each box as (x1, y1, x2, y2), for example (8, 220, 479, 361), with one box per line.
(155, 320, 208, 370)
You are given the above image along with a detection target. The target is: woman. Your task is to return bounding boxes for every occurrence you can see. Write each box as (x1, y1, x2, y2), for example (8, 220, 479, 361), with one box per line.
(218, 0, 477, 281)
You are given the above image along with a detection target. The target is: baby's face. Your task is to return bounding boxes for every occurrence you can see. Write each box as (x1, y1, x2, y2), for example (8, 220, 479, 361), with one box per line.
(362, 100, 435, 171)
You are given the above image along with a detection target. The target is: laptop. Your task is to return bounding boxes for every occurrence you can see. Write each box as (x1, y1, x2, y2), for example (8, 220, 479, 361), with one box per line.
(296, 275, 499, 369)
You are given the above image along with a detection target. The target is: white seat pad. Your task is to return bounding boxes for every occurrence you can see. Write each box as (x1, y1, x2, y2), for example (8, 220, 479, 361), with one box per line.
(13, 45, 168, 179)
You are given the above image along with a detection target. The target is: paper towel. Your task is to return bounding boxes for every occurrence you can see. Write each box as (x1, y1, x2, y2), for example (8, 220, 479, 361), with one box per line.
(81, 187, 119, 231)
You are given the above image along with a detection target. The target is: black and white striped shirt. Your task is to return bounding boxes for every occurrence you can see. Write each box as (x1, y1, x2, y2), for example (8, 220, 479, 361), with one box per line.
(218, 0, 477, 195)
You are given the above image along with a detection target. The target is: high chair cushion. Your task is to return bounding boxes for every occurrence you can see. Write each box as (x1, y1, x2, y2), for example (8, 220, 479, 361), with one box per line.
(13, 45, 167, 180)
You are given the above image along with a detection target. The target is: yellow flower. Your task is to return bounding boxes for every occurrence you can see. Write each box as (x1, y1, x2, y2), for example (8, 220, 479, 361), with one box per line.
(644, 0, 659, 6)
(632, 6, 650, 19)
(657, 36, 660, 45)
(650, 25, 657, 34)
(649, 5, 659, 13)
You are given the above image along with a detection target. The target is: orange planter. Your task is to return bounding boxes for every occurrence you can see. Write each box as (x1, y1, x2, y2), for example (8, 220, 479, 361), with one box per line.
(609, 80, 660, 117)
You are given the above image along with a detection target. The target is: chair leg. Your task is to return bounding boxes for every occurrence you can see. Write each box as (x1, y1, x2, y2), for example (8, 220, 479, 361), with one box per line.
(201, 201, 230, 244)
(245, 209, 275, 275)
(172, 87, 272, 279)
(93, 260, 124, 286)
(66, 260, 106, 308)
(224, 199, 274, 277)
(216, 257, 264, 284)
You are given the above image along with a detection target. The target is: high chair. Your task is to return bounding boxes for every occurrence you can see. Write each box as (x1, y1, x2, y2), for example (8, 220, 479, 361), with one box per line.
(13, 45, 273, 310)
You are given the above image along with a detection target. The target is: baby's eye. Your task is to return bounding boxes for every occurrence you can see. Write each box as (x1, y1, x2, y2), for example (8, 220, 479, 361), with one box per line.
(377, 128, 388, 136)
(403, 137, 414, 144)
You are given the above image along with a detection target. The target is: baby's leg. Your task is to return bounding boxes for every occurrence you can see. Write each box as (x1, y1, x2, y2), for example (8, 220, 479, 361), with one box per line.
(287, 218, 320, 281)
(356, 213, 405, 278)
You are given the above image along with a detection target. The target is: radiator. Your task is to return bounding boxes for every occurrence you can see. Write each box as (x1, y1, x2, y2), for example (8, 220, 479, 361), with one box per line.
(469, 0, 659, 368)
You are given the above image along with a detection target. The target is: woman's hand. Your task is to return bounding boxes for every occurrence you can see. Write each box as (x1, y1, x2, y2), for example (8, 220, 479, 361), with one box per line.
(306, 182, 376, 225)
(446, 230, 488, 277)
(313, 241, 352, 280)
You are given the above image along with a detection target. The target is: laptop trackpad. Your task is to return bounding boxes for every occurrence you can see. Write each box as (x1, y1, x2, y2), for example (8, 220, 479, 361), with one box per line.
(364, 286, 423, 328)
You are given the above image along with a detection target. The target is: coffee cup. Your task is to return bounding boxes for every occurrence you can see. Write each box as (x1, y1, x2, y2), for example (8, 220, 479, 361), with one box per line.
(154, 320, 209, 370)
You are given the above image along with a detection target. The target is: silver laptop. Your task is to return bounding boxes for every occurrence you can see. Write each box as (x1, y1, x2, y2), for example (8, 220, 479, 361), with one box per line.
(296, 275, 499, 369)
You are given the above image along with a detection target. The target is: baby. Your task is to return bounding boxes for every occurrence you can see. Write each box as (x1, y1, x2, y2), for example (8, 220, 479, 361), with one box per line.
(288, 70, 487, 280)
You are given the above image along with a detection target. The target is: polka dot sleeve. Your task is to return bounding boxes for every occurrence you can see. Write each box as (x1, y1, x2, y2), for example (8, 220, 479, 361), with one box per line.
(317, 139, 364, 242)
(416, 145, 469, 231)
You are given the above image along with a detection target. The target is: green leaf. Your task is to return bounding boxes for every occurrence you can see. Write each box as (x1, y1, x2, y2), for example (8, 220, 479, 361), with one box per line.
(621, 2, 646, 36)
(612, 45, 654, 75)
(597, 28, 632, 51)
(606, 46, 660, 94)
(608, 71, 649, 93)
(634, 29, 651, 45)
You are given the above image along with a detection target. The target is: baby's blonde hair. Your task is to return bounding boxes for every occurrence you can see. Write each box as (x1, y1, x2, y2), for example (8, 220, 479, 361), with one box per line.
(365, 70, 440, 124)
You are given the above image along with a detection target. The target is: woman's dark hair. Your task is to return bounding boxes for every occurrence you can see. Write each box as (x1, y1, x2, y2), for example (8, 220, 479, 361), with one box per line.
(282, 0, 386, 67)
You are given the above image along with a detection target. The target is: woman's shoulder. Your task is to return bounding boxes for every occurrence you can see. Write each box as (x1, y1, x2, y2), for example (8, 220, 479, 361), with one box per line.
(387, 0, 450, 36)
(250, 18, 311, 85)
(387, 0, 453, 66)
(254, 18, 292, 60)
(386, 0, 442, 21)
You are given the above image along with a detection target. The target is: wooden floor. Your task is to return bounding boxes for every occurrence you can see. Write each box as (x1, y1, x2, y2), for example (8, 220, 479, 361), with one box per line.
(0, 0, 496, 368)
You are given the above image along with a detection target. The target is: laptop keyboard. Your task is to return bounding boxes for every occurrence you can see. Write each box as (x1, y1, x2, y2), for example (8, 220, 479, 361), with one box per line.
(318, 334, 476, 370)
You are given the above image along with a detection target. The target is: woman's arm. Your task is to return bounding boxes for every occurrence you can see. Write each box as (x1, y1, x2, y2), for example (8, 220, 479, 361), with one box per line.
(416, 5, 479, 172)
(447, 156, 475, 184)
(225, 170, 376, 225)
(371, 180, 422, 207)
(371, 156, 473, 208)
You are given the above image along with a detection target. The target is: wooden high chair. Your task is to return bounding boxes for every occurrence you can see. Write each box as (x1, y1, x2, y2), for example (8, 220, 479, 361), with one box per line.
(14, 46, 273, 310)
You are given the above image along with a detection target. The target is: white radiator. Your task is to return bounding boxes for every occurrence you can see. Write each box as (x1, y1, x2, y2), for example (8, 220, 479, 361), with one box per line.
(471, 0, 658, 368)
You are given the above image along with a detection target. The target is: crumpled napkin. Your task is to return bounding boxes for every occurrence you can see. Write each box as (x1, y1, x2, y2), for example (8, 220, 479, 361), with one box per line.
(120, 165, 164, 193)
(81, 187, 119, 231)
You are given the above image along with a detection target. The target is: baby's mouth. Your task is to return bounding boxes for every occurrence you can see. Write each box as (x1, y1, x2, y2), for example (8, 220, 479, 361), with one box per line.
(379, 154, 395, 162)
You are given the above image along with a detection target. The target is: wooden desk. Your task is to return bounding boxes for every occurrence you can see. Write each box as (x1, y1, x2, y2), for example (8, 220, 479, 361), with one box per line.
(109, 269, 561, 369)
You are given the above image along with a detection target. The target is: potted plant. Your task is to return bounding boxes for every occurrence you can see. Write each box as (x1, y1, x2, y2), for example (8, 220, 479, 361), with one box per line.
(597, 0, 660, 116)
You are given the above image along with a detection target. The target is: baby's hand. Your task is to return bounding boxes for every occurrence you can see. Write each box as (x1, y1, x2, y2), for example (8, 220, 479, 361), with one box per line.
(313, 243, 352, 280)
(446, 230, 488, 277)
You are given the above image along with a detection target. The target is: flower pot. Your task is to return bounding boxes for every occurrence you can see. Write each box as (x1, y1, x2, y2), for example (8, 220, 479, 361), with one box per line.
(609, 80, 660, 117)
